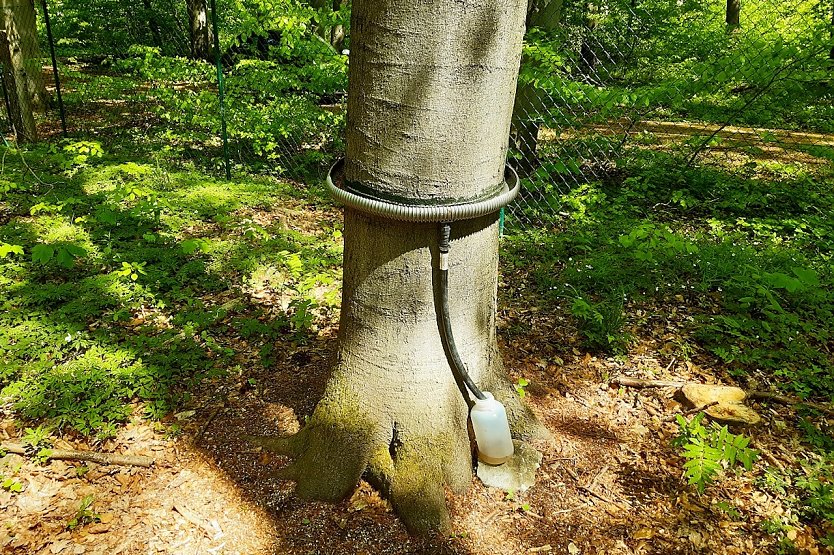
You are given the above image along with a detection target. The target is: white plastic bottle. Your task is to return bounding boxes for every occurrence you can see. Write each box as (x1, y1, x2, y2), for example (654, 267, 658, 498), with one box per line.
(470, 392, 514, 465)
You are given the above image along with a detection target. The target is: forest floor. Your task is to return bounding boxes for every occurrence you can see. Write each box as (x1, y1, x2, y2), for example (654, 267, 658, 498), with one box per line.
(1, 272, 831, 555)
(2, 65, 834, 554)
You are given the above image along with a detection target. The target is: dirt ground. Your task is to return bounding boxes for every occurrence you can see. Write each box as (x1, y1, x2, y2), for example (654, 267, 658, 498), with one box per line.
(2, 274, 828, 555)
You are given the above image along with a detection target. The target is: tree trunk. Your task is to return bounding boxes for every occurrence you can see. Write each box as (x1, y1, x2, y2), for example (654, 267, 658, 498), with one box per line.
(510, 0, 563, 176)
(261, 0, 548, 536)
(1, 0, 46, 114)
(578, 2, 598, 81)
(726, 0, 740, 30)
(329, 0, 346, 52)
(0, 2, 37, 142)
(142, 0, 163, 48)
(186, 0, 212, 61)
(829, 0, 833, 61)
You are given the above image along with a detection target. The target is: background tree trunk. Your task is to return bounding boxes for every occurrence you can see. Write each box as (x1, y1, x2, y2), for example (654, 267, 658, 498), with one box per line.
(329, 0, 346, 52)
(262, 0, 548, 536)
(186, 0, 212, 61)
(511, 0, 563, 176)
(726, 0, 740, 30)
(1, 0, 46, 114)
(142, 0, 163, 48)
(829, 0, 833, 61)
(0, 1, 37, 142)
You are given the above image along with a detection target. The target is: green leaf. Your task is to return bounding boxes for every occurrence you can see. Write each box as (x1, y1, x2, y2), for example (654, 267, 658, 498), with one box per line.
(181, 238, 209, 255)
(792, 267, 819, 287)
(31, 244, 54, 264)
(0, 242, 23, 258)
(56, 245, 86, 268)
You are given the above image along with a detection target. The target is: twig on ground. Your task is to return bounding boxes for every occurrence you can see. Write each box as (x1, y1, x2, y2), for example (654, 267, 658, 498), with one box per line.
(611, 377, 685, 389)
(557, 461, 629, 511)
(1, 444, 154, 467)
(194, 400, 226, 446)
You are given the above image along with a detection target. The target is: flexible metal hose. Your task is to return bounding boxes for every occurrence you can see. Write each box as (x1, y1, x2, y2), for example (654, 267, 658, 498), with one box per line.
(327, 159, 519, 223)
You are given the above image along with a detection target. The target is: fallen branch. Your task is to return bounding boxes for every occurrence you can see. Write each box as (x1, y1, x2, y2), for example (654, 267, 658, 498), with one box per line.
(611, 377, 834, 417)
(1, 444, 154, 467)
(611, 377, 685, 389)
(746, 391, 834, 418)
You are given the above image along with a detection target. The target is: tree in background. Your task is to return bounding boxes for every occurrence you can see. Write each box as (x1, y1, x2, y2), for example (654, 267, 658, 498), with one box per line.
(726, 0, 740, 30)
(511, 0, 562, 176)
(187, 0, 213, 60)
(257, 0, 548, 535)
(0, 0, 41, 142)
(142, 0, 164, 47)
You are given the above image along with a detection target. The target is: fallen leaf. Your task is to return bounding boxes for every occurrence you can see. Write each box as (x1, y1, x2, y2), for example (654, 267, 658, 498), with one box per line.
(634, 529, 654, 540)
(49, 540, 69, 554)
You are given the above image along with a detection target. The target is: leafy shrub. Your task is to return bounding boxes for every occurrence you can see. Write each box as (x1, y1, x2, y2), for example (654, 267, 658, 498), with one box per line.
(673, 413, 758, 492)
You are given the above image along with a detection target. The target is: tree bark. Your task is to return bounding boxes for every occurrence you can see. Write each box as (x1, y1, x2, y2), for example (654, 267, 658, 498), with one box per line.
(186, 0, 213, 61)
(726, 0, 740, 30)
(0, 2, 37, 142)
(578, 2, 598, 81)
(829, 0, 833, 61)
(260, 0, 549, 536)
(0, 0, 46, 114)
(511, 0, 563, 176)
(142, 0, 163, 48)
(329, 0, 346, 52)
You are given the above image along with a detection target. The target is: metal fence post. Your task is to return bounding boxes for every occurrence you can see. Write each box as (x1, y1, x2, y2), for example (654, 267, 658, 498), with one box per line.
(40, 0, 66, 137)
(209, 0, 231, 180)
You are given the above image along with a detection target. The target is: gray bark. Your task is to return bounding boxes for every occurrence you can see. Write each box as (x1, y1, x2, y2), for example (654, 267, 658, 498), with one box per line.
(511, 0, 563, 176)
(0, 0, 46, 114)
(186, 0, 212, 61)
(259, 0, 549, 536)
(0, 0, 37, 142)
(329, 0, 346, 52)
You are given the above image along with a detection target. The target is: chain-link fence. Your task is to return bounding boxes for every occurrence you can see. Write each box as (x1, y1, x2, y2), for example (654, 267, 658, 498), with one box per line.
(1, 0, 832, 229)
(506, 0, 834, 228)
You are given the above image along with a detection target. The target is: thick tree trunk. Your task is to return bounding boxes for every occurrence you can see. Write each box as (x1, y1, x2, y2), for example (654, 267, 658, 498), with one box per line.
(17, 0, 45, 111)
(1, 0, 46, 114)
(0, 2, 37, 142)
(726, 0, 740, 30)
(186, 0, 212, 61)
(260, 0, 548, 536)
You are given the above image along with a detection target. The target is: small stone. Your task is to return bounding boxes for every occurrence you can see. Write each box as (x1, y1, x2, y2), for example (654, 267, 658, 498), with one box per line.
(476, 441, 542, 493)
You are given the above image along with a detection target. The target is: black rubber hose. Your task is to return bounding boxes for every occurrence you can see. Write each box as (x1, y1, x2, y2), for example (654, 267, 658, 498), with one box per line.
(437, 222, 487, 401)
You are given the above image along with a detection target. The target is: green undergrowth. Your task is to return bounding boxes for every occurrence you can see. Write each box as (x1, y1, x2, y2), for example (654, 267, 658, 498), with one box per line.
(0, 140, 342, 438)
(504, 149, 834, 400)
